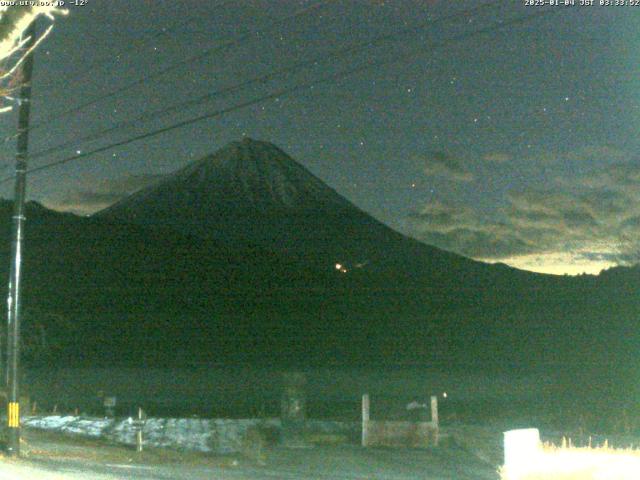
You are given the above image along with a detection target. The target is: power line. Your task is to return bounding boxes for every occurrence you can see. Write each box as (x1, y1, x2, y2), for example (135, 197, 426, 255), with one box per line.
(24, 0, 332, 135)
(29, 0, 504, 162)
(38, 1, 237, 91)
(0, 6, 565, 185)
(9, 6, 563, 182)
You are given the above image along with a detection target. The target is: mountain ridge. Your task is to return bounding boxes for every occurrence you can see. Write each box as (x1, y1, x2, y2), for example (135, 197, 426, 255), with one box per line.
(0, 140, 633, 369)
(94, 138, 514, 278)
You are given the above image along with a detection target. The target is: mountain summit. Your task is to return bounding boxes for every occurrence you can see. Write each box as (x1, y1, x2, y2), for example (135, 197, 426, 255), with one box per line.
(99, 138, 352, 212)
(125, 138, 350, 209)
(97, 139, 434, 265)
(98, 138, 354, 241)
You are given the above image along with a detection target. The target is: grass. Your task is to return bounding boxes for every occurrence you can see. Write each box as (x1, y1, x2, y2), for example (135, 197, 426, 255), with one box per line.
(499, 440, 640, 480)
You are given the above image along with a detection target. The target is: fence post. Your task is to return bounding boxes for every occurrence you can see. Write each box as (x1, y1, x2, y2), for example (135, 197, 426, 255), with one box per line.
(362, 394, 370, 447)
(133, 407, 146, 453)
(430, 395, 439, 446)
(281, 372, 307, 447)
(430, 395, 438, 428)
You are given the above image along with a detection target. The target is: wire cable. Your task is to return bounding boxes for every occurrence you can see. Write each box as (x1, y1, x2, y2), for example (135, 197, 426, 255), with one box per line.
(28, 0, 503, 162)
(24, 0, 332, 136)
(0, 6, 565, 185)
(37, 3, 237, 91)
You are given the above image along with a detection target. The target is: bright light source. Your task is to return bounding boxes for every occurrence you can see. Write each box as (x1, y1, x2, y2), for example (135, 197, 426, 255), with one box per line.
(0, 6, 67, 101)
(503, 428, 541, 476)
(335, 263, 342, 270)
(500, 429, 640, 479)
(442, 392, 447, 398)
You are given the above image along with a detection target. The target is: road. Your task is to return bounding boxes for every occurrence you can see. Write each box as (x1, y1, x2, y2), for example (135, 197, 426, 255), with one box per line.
(0, 429, 500, 479)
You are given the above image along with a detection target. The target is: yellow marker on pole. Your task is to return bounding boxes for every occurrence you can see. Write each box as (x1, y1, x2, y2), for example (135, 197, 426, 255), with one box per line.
(8, 402, 19, 428)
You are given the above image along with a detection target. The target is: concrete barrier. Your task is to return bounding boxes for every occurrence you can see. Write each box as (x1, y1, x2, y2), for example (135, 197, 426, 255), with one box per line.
(23, 415, 359, 454)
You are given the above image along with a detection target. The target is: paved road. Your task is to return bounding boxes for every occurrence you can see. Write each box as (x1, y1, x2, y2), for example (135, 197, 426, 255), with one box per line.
(0, 429, 499, 479)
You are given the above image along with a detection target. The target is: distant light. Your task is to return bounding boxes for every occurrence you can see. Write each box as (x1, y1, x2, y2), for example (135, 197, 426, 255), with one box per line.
(76, 150, 82, 155)
(443, 392, 447, 399)
(340, 267, 348, 274)
(335, 263, 342, 270)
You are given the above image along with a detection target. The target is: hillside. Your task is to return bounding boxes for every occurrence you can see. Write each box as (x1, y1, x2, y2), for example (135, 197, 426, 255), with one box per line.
(0, 140, 632, 375)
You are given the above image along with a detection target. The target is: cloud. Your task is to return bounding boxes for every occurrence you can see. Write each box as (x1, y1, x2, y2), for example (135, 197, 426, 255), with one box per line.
(506, 190, 601, 238)
(573, 163, 640, 196)
(44, 174, 165, 215)
(407, 202, 476, 233)
(524, 146, 628, 168)
(509, 146, 630, 174)
(564, 145, 628, 164)
(421, 151, 474, 182)
(497, 251, 615, 276)
(407, 160, 640, 270)
(419, 226, 534, 259)
(408, 202, 533, 259)
(483, 152, 510, 163)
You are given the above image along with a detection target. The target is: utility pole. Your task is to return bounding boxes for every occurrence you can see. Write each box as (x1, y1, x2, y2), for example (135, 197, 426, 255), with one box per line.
(6, 19, 37, 457)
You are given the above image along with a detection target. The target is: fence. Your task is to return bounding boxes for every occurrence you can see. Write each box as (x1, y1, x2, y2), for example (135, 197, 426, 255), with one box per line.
(361, 393, 439, 448)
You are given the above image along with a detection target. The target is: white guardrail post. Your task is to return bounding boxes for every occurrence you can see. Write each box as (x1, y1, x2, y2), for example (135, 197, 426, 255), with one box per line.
(503, 428, 541, 475)
(361, 394, 370, 447)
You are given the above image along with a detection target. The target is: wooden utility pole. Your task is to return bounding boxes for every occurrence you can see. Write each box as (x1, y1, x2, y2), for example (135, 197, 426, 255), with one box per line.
(6, 19, 37, 457)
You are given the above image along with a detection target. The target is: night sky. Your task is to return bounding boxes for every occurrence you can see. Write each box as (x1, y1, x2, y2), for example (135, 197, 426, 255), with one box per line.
(0, 0, 638, 275)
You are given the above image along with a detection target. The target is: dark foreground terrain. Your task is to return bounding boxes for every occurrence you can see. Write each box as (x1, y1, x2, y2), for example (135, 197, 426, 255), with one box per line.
(0, 428, 499, 480)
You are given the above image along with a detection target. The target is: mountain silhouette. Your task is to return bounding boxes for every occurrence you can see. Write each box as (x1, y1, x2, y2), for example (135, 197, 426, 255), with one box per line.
(97, 138, 506, 280)
(0, 140, 633, 372)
